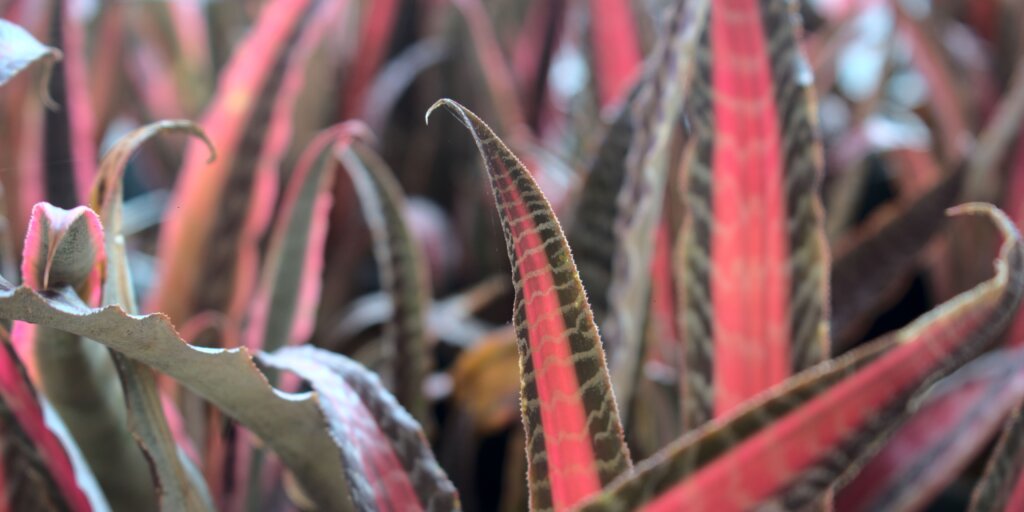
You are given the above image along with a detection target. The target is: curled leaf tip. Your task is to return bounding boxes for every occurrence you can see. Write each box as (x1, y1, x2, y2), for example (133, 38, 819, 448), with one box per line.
(946, 202, 1019, 240)
(39, 49, 63, 111)
(424, 98, 475, 131)
(425, 98, 457, 126)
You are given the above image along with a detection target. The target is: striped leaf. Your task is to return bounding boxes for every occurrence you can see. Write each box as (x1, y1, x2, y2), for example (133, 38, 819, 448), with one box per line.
(151, 0, 338, 325)
(258, 346, 460, 512)
(838, 347, 1024, 511)
(577, 204, 1024, 511)
(426, 98, 632, 510)
(679, 0, 830, 427)
(604, 0, 710, 426)
(90, 120, 216, 512)
(338, 141, 432, 425)
(566, 90, 636, 331)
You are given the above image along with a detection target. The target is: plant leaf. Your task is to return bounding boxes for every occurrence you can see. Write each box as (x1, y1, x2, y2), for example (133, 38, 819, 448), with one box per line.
(969, 393, 1024, 511)
(22, 202, 104, 294)
(837, 347, 1024, 511)
(20, 202, 156, 509)
(245, 122, 365, 354)
(151, 0, 326, 325)
(427, 98, 632, 510)
(566, 89, 636, 331)
(337, 141, 432, 425)
(831, 168, 964, 351)
(576, 203, 1024, 511)
(0, 281, 355, 510)
(91, 120, 217, 512)
(603, 0, 711, 427)
(0, 17, 60, 89)
(0, 328, 107, 512)
(679, 0, 830, 428)
(258, 345, 460, 512)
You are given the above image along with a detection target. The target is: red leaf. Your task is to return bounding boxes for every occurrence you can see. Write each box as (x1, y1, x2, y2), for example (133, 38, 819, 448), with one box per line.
(837, 348, 1024, 511)
(579, 204, 1024, 511)
(680, 0, 829, 425)
(428, 98, 632, 510)
(0, 328, 100, 511)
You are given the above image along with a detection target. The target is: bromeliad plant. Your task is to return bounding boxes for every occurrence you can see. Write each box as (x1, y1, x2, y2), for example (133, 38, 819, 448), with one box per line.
(4, 0, 1024, 511)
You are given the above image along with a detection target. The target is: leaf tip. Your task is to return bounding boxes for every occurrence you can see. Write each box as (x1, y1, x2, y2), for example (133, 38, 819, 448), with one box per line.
(425, 98, 461, 126)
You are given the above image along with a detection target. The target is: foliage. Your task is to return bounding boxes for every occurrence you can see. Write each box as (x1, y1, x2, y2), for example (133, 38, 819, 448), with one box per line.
(2, 0, 1024, 511)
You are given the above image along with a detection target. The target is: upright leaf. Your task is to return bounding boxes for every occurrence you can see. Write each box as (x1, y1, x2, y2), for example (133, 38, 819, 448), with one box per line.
(245, 122, 365, 354)
(427, 99, 632, 510)
(337, 141, 432, 425)
(587, 0, 641, 107)
(91, 120, 216, 511)
(258, 346, 459, 512)
(151, 0, 319, 324)
(679, 0, 830, 427)
(566, 90, 636, 330)
(603, 0, 710, 424)
(578, 204, 1024, 511)
(20, 203, 157, 510)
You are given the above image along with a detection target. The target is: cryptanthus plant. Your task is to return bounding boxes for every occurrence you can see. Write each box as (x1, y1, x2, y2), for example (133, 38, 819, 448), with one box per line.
(3, 0, 1024, 511)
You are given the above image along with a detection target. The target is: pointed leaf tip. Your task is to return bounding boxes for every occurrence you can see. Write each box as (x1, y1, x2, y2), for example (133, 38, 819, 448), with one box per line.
(425, 98, 473, 130)
(432, 99, 631, 510)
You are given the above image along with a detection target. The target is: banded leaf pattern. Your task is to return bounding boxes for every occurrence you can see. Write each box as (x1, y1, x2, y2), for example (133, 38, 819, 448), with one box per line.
(579, 204, 1024, 511)
(838, 348, 1024, 511)
(338, 142, 432, 425)
(680, 0, 829, 427)
(567, 91, 635, 330)
(426, 99, 631, 511)
(604, 0, 710, 427)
